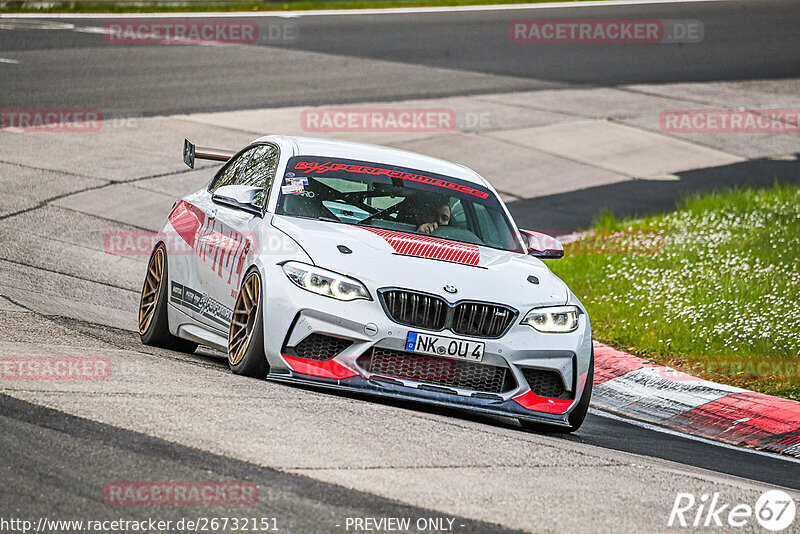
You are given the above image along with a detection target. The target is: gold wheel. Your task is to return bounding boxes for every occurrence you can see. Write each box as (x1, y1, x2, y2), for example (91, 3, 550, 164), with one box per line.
(229, 272, 261, 366)
(139, 248, 164, 335)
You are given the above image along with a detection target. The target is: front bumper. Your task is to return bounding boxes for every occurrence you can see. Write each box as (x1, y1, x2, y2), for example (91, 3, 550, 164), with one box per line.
(262, 264, 592, 426)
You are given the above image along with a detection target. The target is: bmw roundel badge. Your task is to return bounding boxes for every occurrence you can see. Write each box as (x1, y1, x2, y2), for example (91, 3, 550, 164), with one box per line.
(443, 285, 458, 294)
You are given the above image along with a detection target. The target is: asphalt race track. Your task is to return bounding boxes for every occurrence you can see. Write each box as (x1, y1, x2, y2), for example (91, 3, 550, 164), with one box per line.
(1, 0, 799, 114)
(1, 0, 800, 532)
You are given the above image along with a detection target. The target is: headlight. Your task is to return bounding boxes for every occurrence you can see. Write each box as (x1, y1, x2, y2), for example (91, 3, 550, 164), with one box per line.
(282, 261, 370, 301)
(522, 305, 580, 333)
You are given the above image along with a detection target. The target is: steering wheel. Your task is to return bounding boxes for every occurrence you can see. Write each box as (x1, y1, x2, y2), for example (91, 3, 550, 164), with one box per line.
(430, 225, 484, 245)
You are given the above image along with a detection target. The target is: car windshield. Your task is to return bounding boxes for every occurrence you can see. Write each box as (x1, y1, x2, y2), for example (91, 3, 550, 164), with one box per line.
(275, 156, 523, 252)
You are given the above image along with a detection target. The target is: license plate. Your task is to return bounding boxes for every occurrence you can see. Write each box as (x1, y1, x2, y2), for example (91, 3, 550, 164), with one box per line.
(405, 331, 484, 362)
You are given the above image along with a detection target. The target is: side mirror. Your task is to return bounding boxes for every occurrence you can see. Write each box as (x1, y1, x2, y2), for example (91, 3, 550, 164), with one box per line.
(212, 185, 263, 217)
(519, 229, 564, 259)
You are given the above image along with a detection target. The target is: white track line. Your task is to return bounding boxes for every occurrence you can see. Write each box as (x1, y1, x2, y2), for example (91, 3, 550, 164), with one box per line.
(589, 408, 800, 465)
(0, 0, 726, 19)
(0, 58, 21, 63)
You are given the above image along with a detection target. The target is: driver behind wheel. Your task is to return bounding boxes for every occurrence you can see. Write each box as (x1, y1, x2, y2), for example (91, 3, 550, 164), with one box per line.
(397, 193, 451, 234)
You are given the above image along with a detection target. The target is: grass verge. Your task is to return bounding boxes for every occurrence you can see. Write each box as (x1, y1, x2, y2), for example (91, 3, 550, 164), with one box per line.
(550, 184, 800, 400)
(1, 0, 606, 14)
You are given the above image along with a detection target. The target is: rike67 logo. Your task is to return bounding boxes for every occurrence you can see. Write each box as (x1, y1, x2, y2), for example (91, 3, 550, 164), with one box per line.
(669, 490, 796, 531)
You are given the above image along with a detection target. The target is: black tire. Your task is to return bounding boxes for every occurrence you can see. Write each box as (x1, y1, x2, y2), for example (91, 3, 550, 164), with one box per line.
(139, 244, 198, 353)
(227, 269, 269, 378)
(520, 347, 594, 434)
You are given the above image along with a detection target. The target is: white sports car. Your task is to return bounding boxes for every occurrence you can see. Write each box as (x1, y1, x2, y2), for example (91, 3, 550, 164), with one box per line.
(138, 135, 593, 431)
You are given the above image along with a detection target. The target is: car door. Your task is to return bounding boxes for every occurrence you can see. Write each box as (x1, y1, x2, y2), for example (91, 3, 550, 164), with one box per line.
(164, 189, 212, 327)
(193, 143, 280, 334)
(166, 145, 258, 329)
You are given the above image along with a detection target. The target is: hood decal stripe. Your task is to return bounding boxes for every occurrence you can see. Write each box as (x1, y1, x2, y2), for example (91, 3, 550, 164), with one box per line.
(359, 226, 480, 266)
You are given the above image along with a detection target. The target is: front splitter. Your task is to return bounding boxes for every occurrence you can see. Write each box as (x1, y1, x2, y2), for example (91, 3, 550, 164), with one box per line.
(267, 370, 572, 428)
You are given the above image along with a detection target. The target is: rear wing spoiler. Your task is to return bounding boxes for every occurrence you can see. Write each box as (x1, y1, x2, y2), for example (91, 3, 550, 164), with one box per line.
(183, 138, 235, 169)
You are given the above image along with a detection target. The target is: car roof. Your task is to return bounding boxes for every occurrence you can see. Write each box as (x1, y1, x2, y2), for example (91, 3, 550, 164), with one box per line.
(255, 134, 490, 188)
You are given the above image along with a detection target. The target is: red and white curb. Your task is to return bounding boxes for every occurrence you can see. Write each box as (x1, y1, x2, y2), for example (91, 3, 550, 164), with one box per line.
(591, 342, 800, 458)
